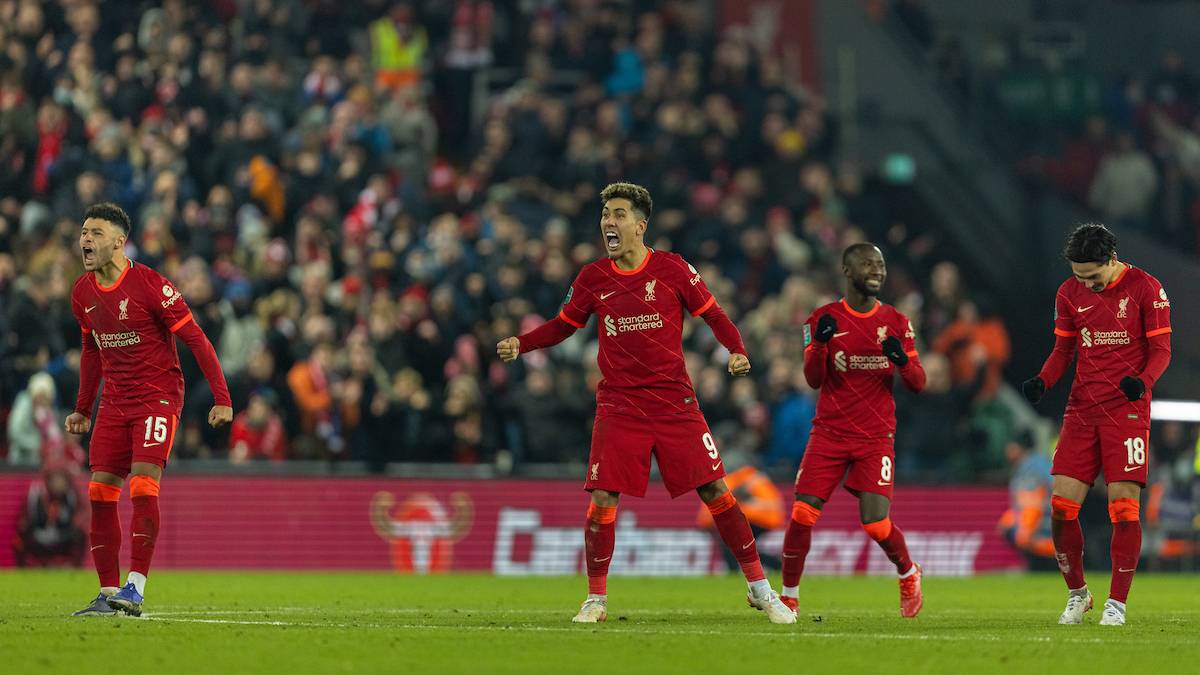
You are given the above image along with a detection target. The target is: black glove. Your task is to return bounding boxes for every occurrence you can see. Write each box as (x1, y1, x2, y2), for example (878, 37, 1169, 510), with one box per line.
(814, 314, 837, 343)
(881, 336, 907, 365)
(1119, 376, 1145, 401)
(1022, 376, 1045, 404)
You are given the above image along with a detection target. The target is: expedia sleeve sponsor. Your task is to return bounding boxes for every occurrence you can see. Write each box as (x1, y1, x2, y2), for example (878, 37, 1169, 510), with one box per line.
(98, 331, 142, 348)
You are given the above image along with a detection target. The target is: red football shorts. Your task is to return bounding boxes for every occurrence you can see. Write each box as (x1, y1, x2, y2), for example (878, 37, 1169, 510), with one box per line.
(88, 411, 178, 477)
(586, 411, 726, 498)
(1053, 418, 1149, 486)
(794, 426, 896, 501)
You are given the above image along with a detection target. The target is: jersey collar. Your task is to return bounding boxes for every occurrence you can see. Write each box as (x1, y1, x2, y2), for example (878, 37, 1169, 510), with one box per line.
(609, 248, 653, 276)
(840, 298, 881, 318)
(94, 259, 133, 292)
(1104, 262, 1131, 291)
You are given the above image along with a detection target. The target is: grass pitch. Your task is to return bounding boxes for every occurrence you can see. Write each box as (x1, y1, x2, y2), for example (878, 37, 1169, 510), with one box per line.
(3, 571, 1199, 674)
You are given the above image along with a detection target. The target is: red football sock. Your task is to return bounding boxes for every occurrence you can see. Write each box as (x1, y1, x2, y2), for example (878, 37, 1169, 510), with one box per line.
(129, 476, 161, 577)
(1109, 498, 1141, 604)
(1051, 495, 1087, 590)
(88, 481, 122, 588)
(584, 503, 616, 595)
(865, 518, 914, 574)
(706, 492, 765, 583)
(782, 501, 820, 590)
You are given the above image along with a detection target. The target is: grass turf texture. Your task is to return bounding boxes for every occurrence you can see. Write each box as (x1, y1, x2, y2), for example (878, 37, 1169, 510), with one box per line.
(3, 571, 1199, 674)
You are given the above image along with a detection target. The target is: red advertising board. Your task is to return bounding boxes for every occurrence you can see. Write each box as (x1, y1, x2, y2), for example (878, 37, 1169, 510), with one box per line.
(0, 474, 1022, 573)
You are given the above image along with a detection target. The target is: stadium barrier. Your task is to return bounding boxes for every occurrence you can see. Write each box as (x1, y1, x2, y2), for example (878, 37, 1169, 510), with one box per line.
(0, 474, 1022, 574)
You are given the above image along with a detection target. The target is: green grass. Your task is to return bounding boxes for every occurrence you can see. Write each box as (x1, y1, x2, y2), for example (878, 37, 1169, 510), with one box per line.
(3, 571, 1199, 674)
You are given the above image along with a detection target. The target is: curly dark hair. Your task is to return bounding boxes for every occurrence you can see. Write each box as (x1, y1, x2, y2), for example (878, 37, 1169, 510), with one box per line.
(599, 182, 653, 221)
(83, 202, 132, 237)
(1063, 223, 1116, 264)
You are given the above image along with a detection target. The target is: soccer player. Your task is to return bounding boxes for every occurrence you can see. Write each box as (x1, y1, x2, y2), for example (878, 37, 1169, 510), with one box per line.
(1021, 223, 1170, 626)
(779, 243, 927, 618)
(67, 203, 233, 617)
(496, 183, 795, 625)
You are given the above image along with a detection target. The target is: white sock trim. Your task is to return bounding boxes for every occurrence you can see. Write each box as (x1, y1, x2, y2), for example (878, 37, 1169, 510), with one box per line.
(1069, 585, 1088, 596)
(127, 571, 147, 596)
(585, 593, 607, 601)
(748, 579, 771, 596)
(899, 565, 917, 579)
(781, 585, 799, 599)
(100, 586, 119, 597)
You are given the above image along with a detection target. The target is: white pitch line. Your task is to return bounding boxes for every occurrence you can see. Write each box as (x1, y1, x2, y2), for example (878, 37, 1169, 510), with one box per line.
(134, 616, 1198, 645)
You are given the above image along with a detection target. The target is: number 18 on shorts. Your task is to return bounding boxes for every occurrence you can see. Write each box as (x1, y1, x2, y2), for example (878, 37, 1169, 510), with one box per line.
(1053, 420, 1149, 485)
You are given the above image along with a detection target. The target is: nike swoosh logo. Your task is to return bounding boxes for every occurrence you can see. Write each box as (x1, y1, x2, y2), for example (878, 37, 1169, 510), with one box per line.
(593, 556, 611, 562)
(133, 533, 152, 539)
(1124, 465, 1141, 472)
(833, 331, 850, 337)
(90, 545, 105, 551)
(1077, 305, 1094, 312)
(85, 305, 97, 313)
(600, 291, 616, 300)
(143, 442, 162, 448)
(877, 480, 891, 486)
(1118, 567, 1136, 573)
(712, 462, 722, 471)
(782, 553, 798, 558)
(742, 542, 753, 549)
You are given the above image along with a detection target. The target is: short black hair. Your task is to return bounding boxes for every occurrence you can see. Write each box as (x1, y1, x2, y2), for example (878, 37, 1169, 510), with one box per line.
(600, 182, 653, 221)
(842, 242, 880, 266)
(1063, 223, 1115, 264)
(83, 202, 132, 237)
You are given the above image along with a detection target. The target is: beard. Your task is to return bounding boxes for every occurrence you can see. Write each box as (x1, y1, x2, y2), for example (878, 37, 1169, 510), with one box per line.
(851, 276, 879, 298)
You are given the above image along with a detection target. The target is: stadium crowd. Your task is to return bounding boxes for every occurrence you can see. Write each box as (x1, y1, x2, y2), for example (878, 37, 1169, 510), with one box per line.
(0, 0, 1040, 482)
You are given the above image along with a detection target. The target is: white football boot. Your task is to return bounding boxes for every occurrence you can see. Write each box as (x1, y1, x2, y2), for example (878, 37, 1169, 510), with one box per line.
(1099, 599, 1126, 626)
(748, 586, 798, 625)
(572, 594, 608, 622)
(1058, 588, 1093, 625)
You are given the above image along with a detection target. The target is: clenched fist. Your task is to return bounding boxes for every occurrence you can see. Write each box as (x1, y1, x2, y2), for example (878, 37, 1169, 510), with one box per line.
(728, 353, 751, 377)
(497, 336, 521, 363)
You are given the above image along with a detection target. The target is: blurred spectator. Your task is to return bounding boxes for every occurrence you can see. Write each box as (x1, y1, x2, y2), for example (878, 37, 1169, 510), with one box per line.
(997, 430, 1057, 571)
(11, 464, 86, 568)
(931, 297, 1010, 402)
(229, 388, 288, 463)
(8, 372, 81, 468)
(1088, 130, 1159, 232)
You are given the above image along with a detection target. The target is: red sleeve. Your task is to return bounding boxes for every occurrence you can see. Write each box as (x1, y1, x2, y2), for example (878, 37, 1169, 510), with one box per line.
(75, 331, 102, 417)
(674, 256, 716, 316)
(1037, 333, 1076, 389)
(174, 317, 232, 406)
(898, 354, 926, 393)
(896, 312, 923, 392)
(802, 312, 826, 388)
(700, 303, 746, 356)
(518, 316, 579, 353)
(558, 271, 596, 328)
(1141, 332, 1171, 387)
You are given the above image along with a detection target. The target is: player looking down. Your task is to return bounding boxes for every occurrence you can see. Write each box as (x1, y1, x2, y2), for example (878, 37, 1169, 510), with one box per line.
(780, 243, 927, 618)
(1022, 223, 1171, 626)
(68, 203, 233, 617)
(497, 182, 795, 625)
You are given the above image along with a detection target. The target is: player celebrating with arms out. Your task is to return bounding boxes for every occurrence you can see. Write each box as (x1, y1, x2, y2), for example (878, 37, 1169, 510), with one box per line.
(497, 183, 795, 625)
(1022, 223, 1170, 626)
(780, 243, 927, 618)
(68, 203, 233, 617)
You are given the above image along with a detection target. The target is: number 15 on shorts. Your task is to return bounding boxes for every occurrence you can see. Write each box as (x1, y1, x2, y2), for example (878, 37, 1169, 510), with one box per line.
(144, 415, 170, 446)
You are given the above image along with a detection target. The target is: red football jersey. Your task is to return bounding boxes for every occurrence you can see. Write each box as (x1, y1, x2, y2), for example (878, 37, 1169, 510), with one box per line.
(1052, 264, 1171, 425)
(71, 261, 194, 418)
(802, 299, 919, 439)
(559, 250, 718, 416)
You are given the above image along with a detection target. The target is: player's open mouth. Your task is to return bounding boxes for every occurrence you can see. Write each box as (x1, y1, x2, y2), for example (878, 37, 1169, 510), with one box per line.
(605, 231, 620, 251)
(82, 246, 94, 265)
